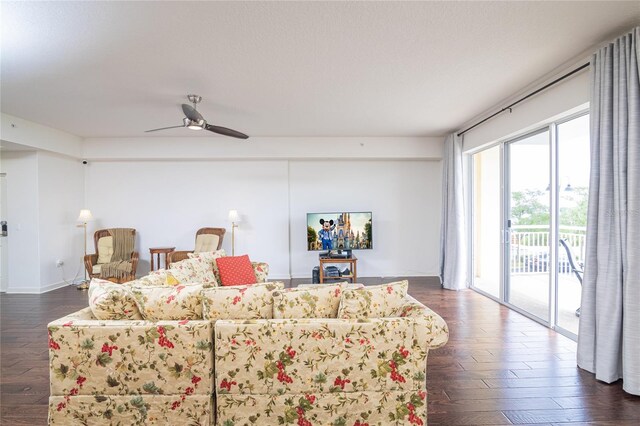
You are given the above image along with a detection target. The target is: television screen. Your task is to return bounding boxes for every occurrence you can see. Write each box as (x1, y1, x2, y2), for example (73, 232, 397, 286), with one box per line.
(307, 212, 372, 251)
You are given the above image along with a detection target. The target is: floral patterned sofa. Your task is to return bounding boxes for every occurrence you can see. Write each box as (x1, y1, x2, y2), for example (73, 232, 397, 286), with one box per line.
(47, 274, 448, 425)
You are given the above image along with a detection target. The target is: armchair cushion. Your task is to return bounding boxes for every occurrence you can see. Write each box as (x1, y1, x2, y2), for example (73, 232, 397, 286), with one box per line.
(337, 280, 409, 319)
(216, 255, 257, 286)
(194, 234, 220, 253)
(202, 281, 285, 320)
(96, 236, 113, 264)
(273, 284, 345, 319)
(88, 278, 142, 320)
(129, 283, 203, 320)
(169, 257, 218, 287)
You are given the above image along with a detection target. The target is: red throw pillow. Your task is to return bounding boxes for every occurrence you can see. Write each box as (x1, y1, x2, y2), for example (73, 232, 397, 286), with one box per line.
(215, 255, 257, 286)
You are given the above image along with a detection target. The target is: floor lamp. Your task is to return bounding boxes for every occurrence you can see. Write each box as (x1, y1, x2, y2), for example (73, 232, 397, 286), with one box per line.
(228, 209, 241, 256)
(77, 209, 93, 290)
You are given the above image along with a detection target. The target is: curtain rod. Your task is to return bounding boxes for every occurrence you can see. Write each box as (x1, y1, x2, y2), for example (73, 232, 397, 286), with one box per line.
(457, 62, 591, 137)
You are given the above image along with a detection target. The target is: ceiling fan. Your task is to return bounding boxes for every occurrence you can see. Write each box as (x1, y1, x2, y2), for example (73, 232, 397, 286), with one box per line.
(145, 94, 249, 139)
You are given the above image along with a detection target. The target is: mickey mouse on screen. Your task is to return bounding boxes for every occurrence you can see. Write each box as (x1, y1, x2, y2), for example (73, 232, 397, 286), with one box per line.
(318, 219, 335, 250)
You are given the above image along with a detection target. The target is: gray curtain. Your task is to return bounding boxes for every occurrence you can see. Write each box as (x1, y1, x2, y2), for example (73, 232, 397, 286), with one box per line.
(439, 133, 469, 290)
(577, 27, 640, 396)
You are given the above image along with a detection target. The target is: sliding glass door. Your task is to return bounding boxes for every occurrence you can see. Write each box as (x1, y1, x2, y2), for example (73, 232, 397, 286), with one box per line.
(506, 130, 551, 323)
(470, 112, 589, 338)
(556, 114, 589, 335)
(471, 146, 501, 299)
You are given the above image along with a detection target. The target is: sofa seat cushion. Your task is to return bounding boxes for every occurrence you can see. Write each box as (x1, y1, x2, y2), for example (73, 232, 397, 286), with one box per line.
(216, 255, 257, 286)
(273, 284, 346, 319)
(96, 236, 113, 264)
(129, 283, 203, 320)
(202, 281, 284, 320)
(88, 278, 142, 320)
(91, 264, 102, 274)
(337, 280, 409, 319)
(169, 257, 218, 286)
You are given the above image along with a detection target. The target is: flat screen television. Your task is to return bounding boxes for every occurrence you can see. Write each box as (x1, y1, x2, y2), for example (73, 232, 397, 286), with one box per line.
(307, 212, 372, 251)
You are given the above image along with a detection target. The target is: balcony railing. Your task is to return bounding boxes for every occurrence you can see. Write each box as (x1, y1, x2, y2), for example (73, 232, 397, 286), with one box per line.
(510, 225, 586, 274)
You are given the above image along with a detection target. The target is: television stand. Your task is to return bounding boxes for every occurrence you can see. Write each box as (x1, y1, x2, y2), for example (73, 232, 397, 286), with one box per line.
(319, 255, 357, 283)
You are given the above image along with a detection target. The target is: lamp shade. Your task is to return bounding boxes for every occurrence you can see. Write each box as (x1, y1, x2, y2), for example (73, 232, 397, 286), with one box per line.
(77, 209, 93, 222)
(228, 209, 241, 223)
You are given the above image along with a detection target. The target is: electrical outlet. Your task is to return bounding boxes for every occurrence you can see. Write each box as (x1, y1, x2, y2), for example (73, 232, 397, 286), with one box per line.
(56, 259, 64, 268)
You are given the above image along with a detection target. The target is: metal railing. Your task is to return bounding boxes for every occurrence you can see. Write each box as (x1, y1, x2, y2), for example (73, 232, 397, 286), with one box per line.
(510, 225, 586, 274)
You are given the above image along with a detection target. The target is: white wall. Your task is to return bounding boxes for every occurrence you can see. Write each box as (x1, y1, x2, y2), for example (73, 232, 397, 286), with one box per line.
(289, 160, 442, 278)
(38, 151, 85, 291)
(85, 157, 442, 279)
(85, 160, 291, 278)
(0, 151, 41, 292)
(1, 113, 83, 158)
(462, 69, 590, 153)
(83, 136, 443, 161)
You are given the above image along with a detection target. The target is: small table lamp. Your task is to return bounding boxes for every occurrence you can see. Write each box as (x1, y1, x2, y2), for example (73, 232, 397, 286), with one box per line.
(77, 209, 93, 289)
(228, 209, 241, 256)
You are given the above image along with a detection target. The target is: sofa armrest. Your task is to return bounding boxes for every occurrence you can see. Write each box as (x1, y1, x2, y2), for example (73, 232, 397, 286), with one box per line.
(395, 295, 449, 349)
(48, 310, 213, 398)
(251, 262, 269, 283)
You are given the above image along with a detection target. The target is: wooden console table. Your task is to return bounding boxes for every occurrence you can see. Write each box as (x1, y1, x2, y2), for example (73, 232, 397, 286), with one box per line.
(319, 256, 357, 283)
(149, 247, 175, 271)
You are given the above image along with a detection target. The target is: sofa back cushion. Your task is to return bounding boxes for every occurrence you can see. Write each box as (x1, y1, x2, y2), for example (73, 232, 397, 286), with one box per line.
(129, 283, 203, 320)
(202, 281, 284, 320)
(169, 257, 218, 286)
(215, 255, 257, 286)
(337, 280, 409, 319)
(88, 278, 142, 320)
(273, 283, 348, 319)
(188, 249, 226, 282)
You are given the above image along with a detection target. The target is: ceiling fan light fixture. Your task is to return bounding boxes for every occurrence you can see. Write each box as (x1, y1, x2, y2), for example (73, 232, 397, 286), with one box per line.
(183, 117, 205, 130)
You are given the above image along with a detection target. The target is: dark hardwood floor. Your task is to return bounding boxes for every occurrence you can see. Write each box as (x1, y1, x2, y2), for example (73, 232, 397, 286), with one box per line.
(1, 277, 639, 425)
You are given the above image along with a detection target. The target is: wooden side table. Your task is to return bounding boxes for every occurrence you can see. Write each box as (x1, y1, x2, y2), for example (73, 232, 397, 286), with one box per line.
(149, 247, 175, 271)
(319, 256, 357, 283)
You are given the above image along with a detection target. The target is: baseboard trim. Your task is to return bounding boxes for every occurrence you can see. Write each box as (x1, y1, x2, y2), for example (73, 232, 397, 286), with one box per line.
(6, 280, 70, 294)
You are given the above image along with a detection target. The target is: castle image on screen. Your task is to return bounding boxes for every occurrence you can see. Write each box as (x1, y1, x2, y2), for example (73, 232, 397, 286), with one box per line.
(307, 212, 372, 251)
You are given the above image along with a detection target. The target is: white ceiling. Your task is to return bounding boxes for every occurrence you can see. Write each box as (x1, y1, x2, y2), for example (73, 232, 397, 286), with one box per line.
(1, 1, 638, 138)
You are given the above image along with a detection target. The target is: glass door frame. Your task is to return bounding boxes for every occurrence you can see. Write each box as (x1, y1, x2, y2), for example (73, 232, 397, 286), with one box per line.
(502, 127, 555, 328)
(468, 108, 589, 340)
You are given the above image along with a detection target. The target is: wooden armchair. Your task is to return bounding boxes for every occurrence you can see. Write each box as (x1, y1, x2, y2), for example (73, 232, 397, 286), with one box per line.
(167, 227, 226, 265)
(84, 228, 139, 283)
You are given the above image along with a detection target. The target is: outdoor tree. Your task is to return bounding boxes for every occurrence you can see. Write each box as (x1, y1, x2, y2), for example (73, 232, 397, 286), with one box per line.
(511, 188, 588, 227)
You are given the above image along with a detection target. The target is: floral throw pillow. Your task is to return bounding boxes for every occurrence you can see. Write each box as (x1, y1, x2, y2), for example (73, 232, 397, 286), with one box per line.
(337, 280, 409, 319)
(188, 249, 226, 282)
(202, 281, 284, 320)
(129, 283, 203, 320)
(273, 284, 346, 319)
(216, 255, 257, 286)
(169, 257, 218, 287)
(88, 278, 142, 320)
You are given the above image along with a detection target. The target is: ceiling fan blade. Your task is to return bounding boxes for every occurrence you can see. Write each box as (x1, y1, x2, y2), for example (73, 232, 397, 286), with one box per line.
(181, 104, 204, 122)
(204, 124, 249, 139)
(145, 125, 185, 133)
